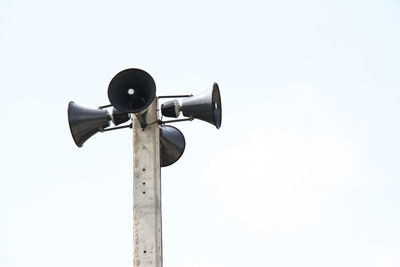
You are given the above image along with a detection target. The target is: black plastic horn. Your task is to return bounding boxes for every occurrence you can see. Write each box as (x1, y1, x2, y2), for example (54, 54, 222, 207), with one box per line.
(68, 101, 111, 147)
(180, 83, 222, 129)
(160, 125, 186, 167)
(108, 68, 156, 113)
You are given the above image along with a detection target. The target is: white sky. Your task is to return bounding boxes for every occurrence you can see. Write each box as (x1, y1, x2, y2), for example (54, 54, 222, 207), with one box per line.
(1, 0, 400, 266)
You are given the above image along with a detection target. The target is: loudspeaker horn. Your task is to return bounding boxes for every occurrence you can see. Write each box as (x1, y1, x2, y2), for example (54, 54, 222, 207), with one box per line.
(108, 68, 156, 113)
(181, 83, 222, 128)
(68, 101, 111, 147)
(160, 125, 186, 167)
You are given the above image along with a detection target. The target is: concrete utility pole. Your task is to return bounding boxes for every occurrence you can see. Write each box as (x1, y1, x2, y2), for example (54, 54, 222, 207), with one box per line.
(132, 98, 162, 267)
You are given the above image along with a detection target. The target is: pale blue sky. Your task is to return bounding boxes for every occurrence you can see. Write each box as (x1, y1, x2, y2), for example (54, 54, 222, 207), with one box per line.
(1, 0, 400, 266)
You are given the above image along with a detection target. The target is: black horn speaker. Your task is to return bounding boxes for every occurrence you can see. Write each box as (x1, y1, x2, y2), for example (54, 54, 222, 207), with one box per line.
(181, 82, 222, 129)
(160, 125, 186, 167)
(68, 101, 111, 147)
(108, 68, 156, 113)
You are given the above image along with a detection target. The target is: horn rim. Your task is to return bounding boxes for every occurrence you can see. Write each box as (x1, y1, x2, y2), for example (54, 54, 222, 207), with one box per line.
(68, 101, 83, 147)
(212, 83, 222, 129)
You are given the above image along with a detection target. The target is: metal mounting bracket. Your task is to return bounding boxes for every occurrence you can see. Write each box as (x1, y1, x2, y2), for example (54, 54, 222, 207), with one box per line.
(135, 112, 148, 129)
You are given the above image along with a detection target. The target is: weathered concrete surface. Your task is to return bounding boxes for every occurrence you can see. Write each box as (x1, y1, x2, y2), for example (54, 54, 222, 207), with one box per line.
(132, 99, 162, 267)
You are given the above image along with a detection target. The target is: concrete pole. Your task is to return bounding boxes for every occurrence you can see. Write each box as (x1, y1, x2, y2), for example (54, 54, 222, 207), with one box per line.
(132, 98, 162, 267)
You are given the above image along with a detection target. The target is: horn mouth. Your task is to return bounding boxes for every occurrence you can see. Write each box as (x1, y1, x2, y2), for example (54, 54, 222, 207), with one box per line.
(68, 101, 83, 147)
(108, 68, 156, 114)
(212, 83, 222, 129)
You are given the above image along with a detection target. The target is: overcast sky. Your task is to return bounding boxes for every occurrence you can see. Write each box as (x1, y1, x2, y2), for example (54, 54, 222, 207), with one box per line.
(1, 0, 400, 266)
